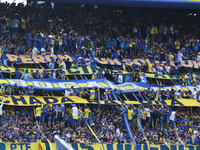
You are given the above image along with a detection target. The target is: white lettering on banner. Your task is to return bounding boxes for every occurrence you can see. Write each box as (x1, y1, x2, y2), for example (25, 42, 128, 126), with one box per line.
(186, 86, 194, 91)
(32, 81, 54, 88)
(150, 87, 159, 91)
(105, 80, 116, 89)
(8, 80, 28, 87)
(87, 81, 105, 88)
(117, 83, 139, 93)
(58, 82, 77, 88)
(196, 85, 200, 90)
(1, 79, 200, 93)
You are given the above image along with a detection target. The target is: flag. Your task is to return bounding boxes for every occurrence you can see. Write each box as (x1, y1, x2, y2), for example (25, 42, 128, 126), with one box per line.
(54, 135, 74, 150)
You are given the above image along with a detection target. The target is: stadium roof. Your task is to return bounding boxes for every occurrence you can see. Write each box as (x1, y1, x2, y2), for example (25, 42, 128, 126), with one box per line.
(44, 0, 200, 9)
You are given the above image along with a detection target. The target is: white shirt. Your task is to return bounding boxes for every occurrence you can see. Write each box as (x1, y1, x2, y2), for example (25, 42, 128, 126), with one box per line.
(61, 61, 66, 69)
(53, 72, 56, 79)
(177, 53, 183, 61)
(66, 133, 71, 138)
(132, 27, 138, 33)
(197, 55, 200, 61)
(152, 67, 156, 73)
(104, 92, 109, 100)
(170, 27, 174, 34)
(140, 75, 144, 83)
(0, 101, 4, 116)
(41, 47, 46, 55)
(116, 128, 120, 137)
(194, 130, 198, 138)
(169, 111, 176, 121)
(13, 19, 19, 28)
(71, 106, 78, 116)
(32, 47, 37, 55)
(50, 47, 54, 55)
(86, 35, 90, 40)
(144, 108, 151, 117)
(140, 75, 147, 83)
(157, 66, 163, 75)
(108, 125, 115, 130)
(163, 27, 167, 34)
(192, 91, 197, 100)
(118, 75, 123, 83)
(65, 90, 70, 96)
(166, 66, 170, 73)
(174, 92, 181, 98)
(165, 141, 170, 145)
(49, 35, 55, 45)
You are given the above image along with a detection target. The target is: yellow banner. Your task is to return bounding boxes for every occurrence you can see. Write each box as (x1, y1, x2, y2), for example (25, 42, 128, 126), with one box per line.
(4, 142, 49, 150)
(0, 142, 200, 150)
(0, 95, 199, 106)
(1, 141, 198, 150)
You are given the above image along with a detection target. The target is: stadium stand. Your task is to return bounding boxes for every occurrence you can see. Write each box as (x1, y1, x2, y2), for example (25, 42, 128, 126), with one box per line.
(0, 1, 200, 150)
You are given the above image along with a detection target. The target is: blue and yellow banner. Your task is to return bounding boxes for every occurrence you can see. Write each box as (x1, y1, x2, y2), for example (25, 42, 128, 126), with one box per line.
(0, 78, 199, 93)
(0, 65, 183, 80)
(0, 78, 122, 91)
(2, 54, 200, 68)
(0, 95, 200, 106)
(0, 142, 199, 150)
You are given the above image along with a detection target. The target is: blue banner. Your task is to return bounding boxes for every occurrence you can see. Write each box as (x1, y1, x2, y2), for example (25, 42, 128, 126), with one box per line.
(0, 78, 199, 92)
(3, 54, 200, 68)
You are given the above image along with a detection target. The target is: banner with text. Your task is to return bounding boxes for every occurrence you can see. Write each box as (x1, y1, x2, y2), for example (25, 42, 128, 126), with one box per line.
(0, 66, 183, 80)
(0, 141, 200, 150)
(2, 54, 200, 68)
(0, 79, 199, 93)
(0, 66, 129, 75)
(0, 95, 199, 106)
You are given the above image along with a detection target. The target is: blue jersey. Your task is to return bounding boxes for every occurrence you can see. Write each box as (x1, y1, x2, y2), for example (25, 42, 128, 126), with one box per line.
(166, 92, 170, 100)
(147, 91, 151, 98)
(154, 53, 160, 60)
(114, 75, 118, 84)
(28, 87, 34, 95)
(107, 39, 111, 48)
(5, 87, 11, 95)
(125, 75, 131, 82)
(44, 107, 48, 116)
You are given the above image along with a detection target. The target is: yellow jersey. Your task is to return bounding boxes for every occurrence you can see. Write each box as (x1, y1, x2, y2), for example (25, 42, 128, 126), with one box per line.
(168, 54, 174, 61)
(90, 90, 95, 100)
(154, 27, 158, 34)
(0, 86, 5, 94)
(128, 41, 135, 47)
(84, 109, 90, 118)
(150, 27, 154, 34)
(175, 41, 180, 49)
(92, 74, 96, 79)
(21, 19, 26, 29)
(141, 110, 147, 120)
(35, 105, 43, 117)
(128, 110, 133, 120)
(6, 19, 9, 26)
(59, 37, 62, 46)
(148, 63, 153, 73)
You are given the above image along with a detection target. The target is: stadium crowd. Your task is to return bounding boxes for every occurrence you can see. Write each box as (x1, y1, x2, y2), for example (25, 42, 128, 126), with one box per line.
(0, 2, 200, 61)
(1, 100, 200, 146)
(0, 1, 199, 147)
